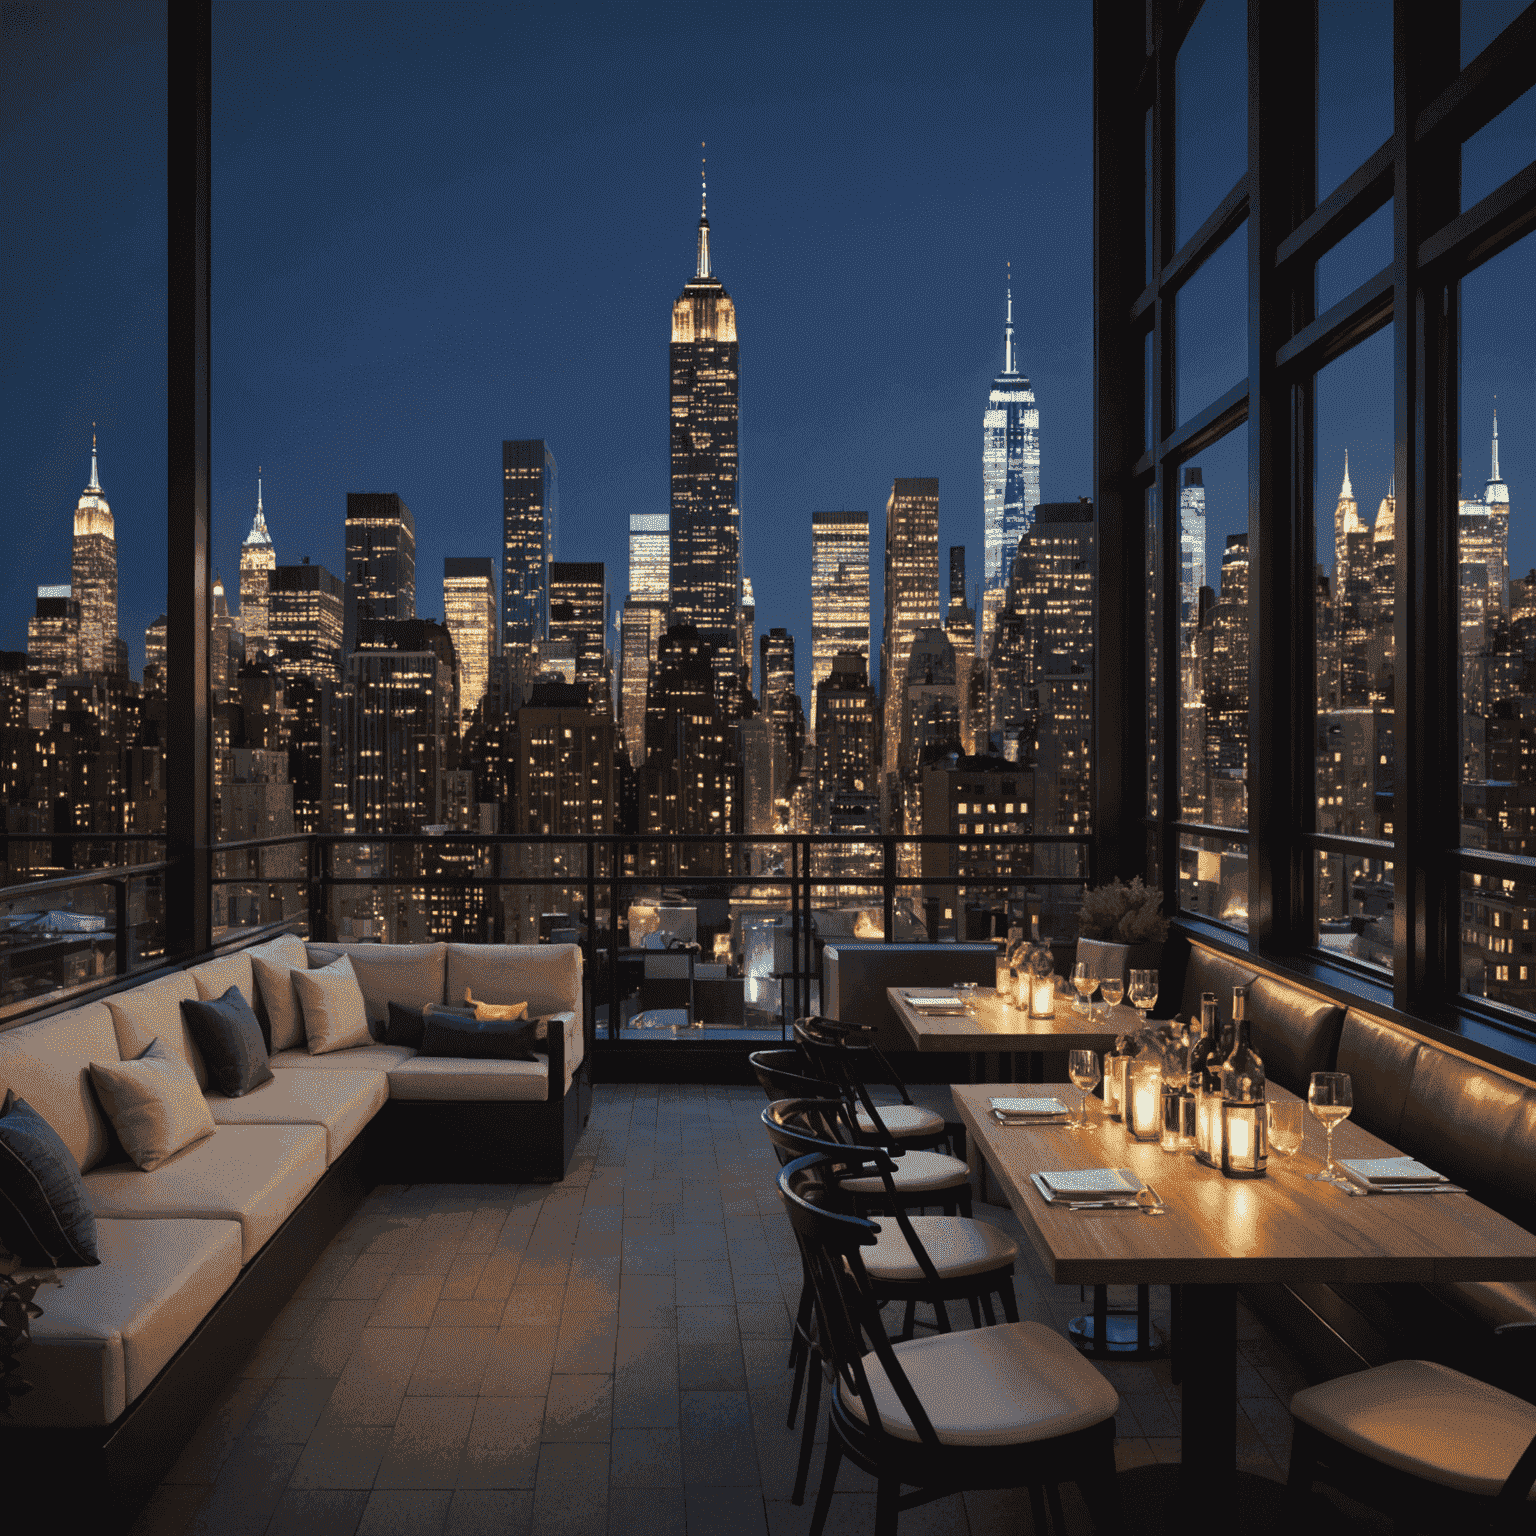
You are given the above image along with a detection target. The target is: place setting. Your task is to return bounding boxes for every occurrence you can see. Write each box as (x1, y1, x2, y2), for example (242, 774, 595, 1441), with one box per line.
(1030, 1165, 1168, 1214)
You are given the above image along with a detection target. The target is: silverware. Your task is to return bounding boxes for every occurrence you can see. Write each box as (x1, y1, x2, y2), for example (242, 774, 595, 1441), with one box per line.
(1055, 1198, 1141, 1210)
(1136, 1186, 1168, 1215)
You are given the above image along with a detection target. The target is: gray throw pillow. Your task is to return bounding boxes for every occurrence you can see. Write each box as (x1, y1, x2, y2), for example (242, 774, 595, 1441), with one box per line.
(180, 986, 273, 1098)
(89, 1038, 217, 1171)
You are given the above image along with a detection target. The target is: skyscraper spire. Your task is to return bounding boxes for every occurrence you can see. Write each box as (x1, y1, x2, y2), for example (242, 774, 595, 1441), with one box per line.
(1003, 262, 1016, 376)
(1492, 401, 1501, 483)
(695, 142, 711, 279)
(257, 466, 263, 517)
(88, 425, 100, 493)
(1341, 449, 1352, 501)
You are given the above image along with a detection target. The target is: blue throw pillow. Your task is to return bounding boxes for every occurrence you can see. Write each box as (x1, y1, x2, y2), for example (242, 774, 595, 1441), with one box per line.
(384, 1001, 429, 1048)
(180, 986, 274, 1098)
(0, 1090, 100, 1268)
(420, 1012, 542, 1062)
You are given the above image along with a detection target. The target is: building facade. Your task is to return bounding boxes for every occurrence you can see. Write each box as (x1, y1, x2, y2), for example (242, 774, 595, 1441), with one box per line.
(269, 562, 345, 688)
(503, 439, 557, 665)
(343, 492, 416, 656)
(443, 557, 497, 722)
(71, 436, 118, 675)
(809, 510, 870, 731)
(880, 478, 941, 807)
(549, 562, 610, 717)
(239, 477, 276, 654)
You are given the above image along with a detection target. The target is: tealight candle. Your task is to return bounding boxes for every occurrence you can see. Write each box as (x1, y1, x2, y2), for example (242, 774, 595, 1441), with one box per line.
(1029, 975, 1056, 1018)
(1220, 1098, 1267, 1178)
(1128, 1056, 1162, 1142)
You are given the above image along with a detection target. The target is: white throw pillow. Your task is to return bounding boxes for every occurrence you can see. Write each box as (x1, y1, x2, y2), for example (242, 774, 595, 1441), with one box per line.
(292, 955, 372, 1056)
(249, 934, 311, 1052)
(88, 1037, 217, 1171)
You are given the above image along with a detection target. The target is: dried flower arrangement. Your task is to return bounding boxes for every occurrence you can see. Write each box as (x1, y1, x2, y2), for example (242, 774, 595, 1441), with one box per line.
(1077, 877, 1170, 944)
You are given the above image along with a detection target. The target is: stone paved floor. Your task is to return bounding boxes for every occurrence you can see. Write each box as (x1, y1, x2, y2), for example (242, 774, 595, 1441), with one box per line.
(129, 1084, 1326, 1536)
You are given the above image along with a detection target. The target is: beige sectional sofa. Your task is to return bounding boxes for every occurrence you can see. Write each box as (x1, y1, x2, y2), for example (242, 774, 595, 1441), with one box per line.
(0, 934, 591, 1518)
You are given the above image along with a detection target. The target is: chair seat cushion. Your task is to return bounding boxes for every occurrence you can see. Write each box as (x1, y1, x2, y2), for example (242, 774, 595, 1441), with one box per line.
(841, 1319, 1118, 1446)
(1431, 1278, 1536, 1333)
(863, 1216, 1017, 1283)
(83, 1123, 327, 1263)
(855, 1104, 946, 1140)
(387, 1056, 550, 1102)
(1291, 1357, 1536, 1499)
(4, 1217, 242, 1426)
(268, 1043, 417, 1072)
(205, 1067, 387, 1162)
(841, 1149, 970, 1195)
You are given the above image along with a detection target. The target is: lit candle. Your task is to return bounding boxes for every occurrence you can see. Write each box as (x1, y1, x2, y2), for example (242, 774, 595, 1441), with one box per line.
(1030, 975, 1056, 1018)
(1104, 1060, 1123, 1118)
(1226, 1112, 1251, 1162)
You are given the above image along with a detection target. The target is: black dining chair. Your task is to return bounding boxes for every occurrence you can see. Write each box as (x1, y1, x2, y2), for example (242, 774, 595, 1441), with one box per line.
(792, 1015, 961, 1156)
(1285, 1357, 1536, 1533)
(778, 1149, 1124, 1536)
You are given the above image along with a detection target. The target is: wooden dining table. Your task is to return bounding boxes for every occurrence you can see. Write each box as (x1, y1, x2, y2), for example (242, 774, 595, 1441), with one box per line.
(888, 985, 1134, 1081)
(951, 1079, 1536, 1502)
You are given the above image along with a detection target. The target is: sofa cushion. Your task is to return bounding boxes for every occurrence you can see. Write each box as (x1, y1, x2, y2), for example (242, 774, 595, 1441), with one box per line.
(180, 987, 273, 1098)
(4, 1217, 242, 1427)
(1247, 977, 1344, 1096)
(83, 1122, 327, 1263)
(89, 1038, 218, 1172)
(269, 1042, 418, 1072)
(249, 932, 312, 1052)
(1335, 1010, 1421, 1144)
(187, 950, 257, 1014)
(1180, 946, 1259, 1021)
(205, 1067, 386, 1163)
(107, 971, 209, 1090)
(0, 1091, 100, 1267)
(386, 1056, 550, 1102)
(446, 943, 582, 1018)
(293, 956, 371, 1055)
(0, 1001, 120, 1173)
(305, 941, 448, 1024)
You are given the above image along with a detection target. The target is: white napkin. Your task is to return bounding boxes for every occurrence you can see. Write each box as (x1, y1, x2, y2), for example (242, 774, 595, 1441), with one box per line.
(1035, 1167, 1143, 1200)
(1339, 1157, 1446, 1185)
(990, 1097, 1070, 1118)
(905, 993, 963, 1009)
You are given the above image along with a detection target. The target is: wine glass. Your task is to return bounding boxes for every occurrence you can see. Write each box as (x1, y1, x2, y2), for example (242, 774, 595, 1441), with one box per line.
(1071, 962, 1099, 1017)
(1099, 976, 1124, 1022)
(958, 982, 978, 1015)
(1306, 1072, 1353, 1183)
(1067, 1049, 1101, 1129)
(1128, 969, 1158, 1026)
(1267, 1100, 1305, 1162)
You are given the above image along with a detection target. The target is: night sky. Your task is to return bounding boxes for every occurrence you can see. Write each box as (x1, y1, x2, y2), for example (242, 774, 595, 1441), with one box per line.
(4, 1, 1532, 693)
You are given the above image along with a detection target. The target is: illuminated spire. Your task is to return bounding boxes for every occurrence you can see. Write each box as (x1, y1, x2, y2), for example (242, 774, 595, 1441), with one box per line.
(696, 142, 711, 279)
(88, 425, 100, 493)
(1341, 449, 1353, 501)
(1003, 263, 1016, 375)
(257, 466, 263, 517)
(1493, 402, 1501, 483)
(243, 468, 274, 548)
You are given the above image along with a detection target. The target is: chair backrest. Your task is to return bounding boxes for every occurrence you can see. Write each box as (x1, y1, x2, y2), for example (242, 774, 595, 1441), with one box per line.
(760, 1096, 865, 1165)
(777, 1153, 945, 1450)
(748, 1048, 836, 1103)
(792, 1018, 904, 1146)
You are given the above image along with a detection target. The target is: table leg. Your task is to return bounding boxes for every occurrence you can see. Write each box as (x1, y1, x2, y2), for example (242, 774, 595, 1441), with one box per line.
(1178, 1282, 1237, 1498)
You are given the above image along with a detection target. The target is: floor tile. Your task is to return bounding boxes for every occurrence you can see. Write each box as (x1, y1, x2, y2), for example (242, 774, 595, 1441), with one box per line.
(608, 1426, 683, 1488)
(686, 1486, 768, 1535)
(530, 1443, 609, 1536)
(264, 1487, 370, 1535)
(552, 1309, 618, 1373)
(287, 1421, 393, 1489)
(445, 1490, 534, 1536)
(679, 1391, 758, 1487)
(354, 1489, 453, 1536)
(604, 1487, 684, 1536)
(188, 1438, 304, 1535)
(456, 1397, 544, 1490)
(375, 1397, 476, 1489)
(407, 1327, 497, 1397)
(324, 1327, 426, 1426)
(612, 1327, 679, 1428)
(481, 1324, 559, 1396)
(543, 1373, 613, 1441)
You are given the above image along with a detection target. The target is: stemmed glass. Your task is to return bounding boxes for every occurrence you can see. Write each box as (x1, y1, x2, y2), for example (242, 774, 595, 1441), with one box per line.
(958, 982, 978, 1016)
(1098, 976, 1124, 1022)
(1306, 1072, 1353, 1184)
(1070, 962, 1099, 1017)
(1128, 969, 1158, 1026)
(1266, 1101, 1305, 1163)
(1067, 1050, 1101, 1130)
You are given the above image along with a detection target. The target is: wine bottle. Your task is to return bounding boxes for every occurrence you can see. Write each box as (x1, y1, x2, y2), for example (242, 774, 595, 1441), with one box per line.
(1219, 986, 1267, 1176)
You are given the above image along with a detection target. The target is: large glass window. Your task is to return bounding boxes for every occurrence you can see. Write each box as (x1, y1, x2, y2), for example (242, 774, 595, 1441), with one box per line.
(1318, 0, 1392, 200)
(1174, 0, 1247, 249)
(1175, 226, 1247, 424)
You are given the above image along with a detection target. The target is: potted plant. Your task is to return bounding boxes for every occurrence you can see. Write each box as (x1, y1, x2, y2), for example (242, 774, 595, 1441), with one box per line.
(1, 1263, 51, 1417)
(1075, 877, 1170, 986)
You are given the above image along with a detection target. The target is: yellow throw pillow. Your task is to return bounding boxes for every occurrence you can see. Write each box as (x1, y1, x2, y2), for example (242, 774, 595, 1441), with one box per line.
(464, 988, 528, 1023)
(89, 1037, 217, 1171)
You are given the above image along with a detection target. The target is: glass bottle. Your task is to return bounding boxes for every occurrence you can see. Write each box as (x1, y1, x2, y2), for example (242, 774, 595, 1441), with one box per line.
(1190, 992, 1222, 1165)
(1219, 986, 1267, 1177)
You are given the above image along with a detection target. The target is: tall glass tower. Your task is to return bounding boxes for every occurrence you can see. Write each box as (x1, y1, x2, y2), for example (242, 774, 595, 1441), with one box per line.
(810, 511, 870, 731)
(1178, 467, 1206, 630)
(503, 439, 557, 657)
(240, 473, 276, 654)
(669, 169, 740, 700)
(72, 433, 118, 674)
(343, 492, 416, 656)
(981, 282, 1040, 656)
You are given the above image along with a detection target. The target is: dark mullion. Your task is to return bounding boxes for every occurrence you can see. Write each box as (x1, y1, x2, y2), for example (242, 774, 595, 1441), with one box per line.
(1413, 3, 1536, 150)
(1454, 847, 1536, 881)
(1417, 159, 1536, 276)
(1274, 266, 1393, 374)
(1161, 380, 1249, 466)
(1131, 173, 1249, 322)
(166, 0, 212, 960)
(1275, 139, 1394, 272)
(1092, 1, 1150, 887)
(1393, 0, 1462, 1013)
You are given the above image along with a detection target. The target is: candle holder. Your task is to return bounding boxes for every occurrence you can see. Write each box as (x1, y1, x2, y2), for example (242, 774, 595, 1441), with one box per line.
(1029, 974, 1056, 1018)
(1159, 1081, 1184, 1152)
(1220, 1098, 1268, 1178)
(1127, 1055, 1162, 1142)
(1103, 1053, 1126, 1119)
(1195, 1085, 1225, 1167)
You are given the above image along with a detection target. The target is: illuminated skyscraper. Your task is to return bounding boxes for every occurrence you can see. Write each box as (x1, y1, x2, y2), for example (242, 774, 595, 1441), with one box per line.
(810, 511, 870, 730)
(1178, 467, 1206, 631)
(240, 474, 276, 653)
(880, 478, 941, 789)
(27, 587, 80, 674)
(72, 433, 118, 674)
(669, 168, 740, 699)
(981, 281, 1040, 654)
(443, 557, 497, 721)
(629, 512, 669, 601)
(504, 440, 557, 660)
(269, 561, 345, 687)
(619, 597, 667, 766)
(549, 562, 610, 714)
(343, 493, 416, 655)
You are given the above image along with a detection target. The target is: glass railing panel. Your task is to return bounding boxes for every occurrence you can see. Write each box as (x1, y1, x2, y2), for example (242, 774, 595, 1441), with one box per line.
(1314, 847, 1392, 972)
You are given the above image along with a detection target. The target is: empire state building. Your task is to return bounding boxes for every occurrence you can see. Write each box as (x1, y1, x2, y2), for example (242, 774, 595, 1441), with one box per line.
(669, 167, 740, 701)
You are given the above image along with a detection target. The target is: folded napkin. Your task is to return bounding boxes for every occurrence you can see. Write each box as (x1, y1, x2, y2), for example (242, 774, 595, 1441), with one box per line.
(905, 992, 964, 1010)
(1338, 1156, 1460, 1194)
(1033, 1167, 1143, 1202)
(990, 1097, 1070, 1119)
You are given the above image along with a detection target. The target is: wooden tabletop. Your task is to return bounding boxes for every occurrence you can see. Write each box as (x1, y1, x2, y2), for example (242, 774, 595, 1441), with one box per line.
(952, 1081, 1536, 1286)
(889, 986, 1132, 1053)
